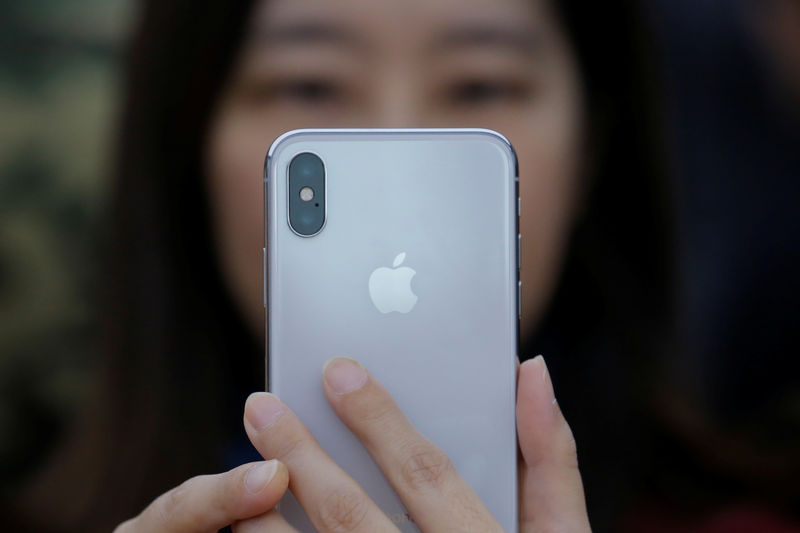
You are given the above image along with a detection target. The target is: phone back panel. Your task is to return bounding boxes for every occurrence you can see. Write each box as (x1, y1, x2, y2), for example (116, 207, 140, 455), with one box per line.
(266, 129, 518, 532)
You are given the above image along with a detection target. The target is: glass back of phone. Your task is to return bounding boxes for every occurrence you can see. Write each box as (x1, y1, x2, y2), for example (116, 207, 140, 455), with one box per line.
(266, 129, 519, 532)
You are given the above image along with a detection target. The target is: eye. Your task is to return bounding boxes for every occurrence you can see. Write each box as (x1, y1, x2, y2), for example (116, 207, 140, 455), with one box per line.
(247, 78, 345, 106)
(446, 79, 530, 106)
(272, 79, 343, 105)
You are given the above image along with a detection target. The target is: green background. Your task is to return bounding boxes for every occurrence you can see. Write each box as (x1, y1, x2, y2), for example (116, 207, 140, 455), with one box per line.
(0, 0, 130, 489)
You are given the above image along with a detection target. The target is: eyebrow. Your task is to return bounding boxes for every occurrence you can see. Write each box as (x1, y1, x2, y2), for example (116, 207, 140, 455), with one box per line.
(254, 21, 359, 47)
(252, 19, 539, 54)
(436, 24, 540, 53)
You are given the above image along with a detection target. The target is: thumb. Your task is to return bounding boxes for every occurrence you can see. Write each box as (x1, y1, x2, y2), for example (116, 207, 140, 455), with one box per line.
(517, 355, 591, 532)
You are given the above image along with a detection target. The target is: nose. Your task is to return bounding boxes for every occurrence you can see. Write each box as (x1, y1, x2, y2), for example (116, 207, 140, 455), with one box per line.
(368, 69, 426, 128)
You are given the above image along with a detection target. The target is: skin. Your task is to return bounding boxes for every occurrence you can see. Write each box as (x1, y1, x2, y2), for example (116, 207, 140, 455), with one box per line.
(206, 0, 584, 340)
(119, 0, 591, 530)
(117, 356, 590, 532)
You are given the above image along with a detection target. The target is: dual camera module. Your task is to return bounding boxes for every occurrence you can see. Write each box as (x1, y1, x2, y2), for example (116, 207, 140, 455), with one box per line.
(288, 152, 326, 236)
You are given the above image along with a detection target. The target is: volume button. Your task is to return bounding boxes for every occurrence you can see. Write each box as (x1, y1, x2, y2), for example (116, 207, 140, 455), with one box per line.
(518, 196, 521, 217)
(262, 247, 267, 308)
(518, 281, 522, 318)
(517, 234, 521, 270)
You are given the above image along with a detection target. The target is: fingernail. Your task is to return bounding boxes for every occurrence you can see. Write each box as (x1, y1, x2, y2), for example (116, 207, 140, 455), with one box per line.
(532, 354, 547, 382)
(531, 355, 557, 407)
(245, 460, 278, 493)
(540, 356, 558, 406)
(246, 392, 285, 431)
(323, 357, 368, 395)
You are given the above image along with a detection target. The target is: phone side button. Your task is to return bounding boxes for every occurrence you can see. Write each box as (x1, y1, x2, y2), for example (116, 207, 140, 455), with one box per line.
(262, 247, 267, 308)
(517, 233, 521, 270)
(518, 196, 521, 217)
(518, 280, 522, 318)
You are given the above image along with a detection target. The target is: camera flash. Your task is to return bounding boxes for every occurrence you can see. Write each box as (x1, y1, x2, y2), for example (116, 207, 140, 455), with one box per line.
(299, 186, 314, 202)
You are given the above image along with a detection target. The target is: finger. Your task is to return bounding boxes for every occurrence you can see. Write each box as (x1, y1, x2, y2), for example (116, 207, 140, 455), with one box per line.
(233, 509, 297, 533)
(244, 392, 399, 533)
(117, 460, 289, 533)
(321, 356, 504, 533)
(517, 356, 591, 533)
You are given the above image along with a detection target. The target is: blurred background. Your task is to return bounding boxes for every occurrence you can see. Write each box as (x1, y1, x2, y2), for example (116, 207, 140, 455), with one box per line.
(0, 0, 798, 529)
(0, 0, 131, 486)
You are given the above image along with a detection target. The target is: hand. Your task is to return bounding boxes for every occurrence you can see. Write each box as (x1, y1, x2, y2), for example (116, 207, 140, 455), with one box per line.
(237, 355, 591, 532)
(113, 459, 289, 532)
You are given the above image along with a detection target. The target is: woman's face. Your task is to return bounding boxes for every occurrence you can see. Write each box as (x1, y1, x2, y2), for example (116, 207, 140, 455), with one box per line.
(207, 0, 584, 343)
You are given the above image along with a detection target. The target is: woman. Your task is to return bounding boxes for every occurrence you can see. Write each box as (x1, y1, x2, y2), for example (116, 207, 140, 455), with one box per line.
(12, 0, 675, 531)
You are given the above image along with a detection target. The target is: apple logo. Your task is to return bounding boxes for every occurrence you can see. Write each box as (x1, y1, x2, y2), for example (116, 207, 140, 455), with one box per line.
(368, 252, 418, 313)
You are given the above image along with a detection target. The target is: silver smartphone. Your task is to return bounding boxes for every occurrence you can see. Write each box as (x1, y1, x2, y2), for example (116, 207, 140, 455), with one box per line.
(264, 128, 520, 532)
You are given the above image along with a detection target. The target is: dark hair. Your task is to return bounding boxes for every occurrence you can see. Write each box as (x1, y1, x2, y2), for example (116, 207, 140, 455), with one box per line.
(13, 1, 678, 532)
(526, 2, 676, 528)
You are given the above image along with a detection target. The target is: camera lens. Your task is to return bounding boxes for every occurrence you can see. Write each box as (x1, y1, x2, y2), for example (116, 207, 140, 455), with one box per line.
(288, 152, 325, 236)
(298, 162, 313, 177)
(291, 152, 323, 179)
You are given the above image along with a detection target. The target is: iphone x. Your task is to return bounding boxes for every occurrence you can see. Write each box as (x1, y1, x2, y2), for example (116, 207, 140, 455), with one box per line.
(264, 128, 520, 532)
